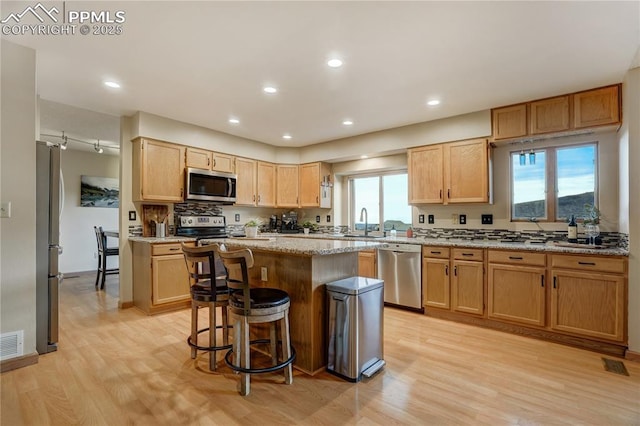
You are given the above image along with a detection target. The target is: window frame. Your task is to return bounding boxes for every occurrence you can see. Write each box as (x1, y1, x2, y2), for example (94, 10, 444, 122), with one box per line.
(347, 169, 411, 232)
(510, 141, 598, 223)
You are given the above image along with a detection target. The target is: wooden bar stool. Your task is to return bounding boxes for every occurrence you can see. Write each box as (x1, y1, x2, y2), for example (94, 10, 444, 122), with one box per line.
(181, 242, 231, 371)
(218, 248, 295, 396)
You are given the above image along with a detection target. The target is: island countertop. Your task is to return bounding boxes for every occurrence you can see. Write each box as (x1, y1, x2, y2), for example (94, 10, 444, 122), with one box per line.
(199, 236, 388, 255)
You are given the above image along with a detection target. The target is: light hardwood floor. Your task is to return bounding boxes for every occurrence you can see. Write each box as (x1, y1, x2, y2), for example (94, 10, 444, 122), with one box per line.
(2, 272, 639, 425)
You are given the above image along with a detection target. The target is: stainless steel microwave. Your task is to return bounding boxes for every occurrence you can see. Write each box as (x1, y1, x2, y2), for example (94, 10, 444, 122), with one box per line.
(185, 168, 237, 203)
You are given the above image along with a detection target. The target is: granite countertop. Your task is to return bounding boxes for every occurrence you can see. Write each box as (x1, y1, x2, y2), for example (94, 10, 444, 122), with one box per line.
(200, 236, 388, 256)
(129, 236, 196, 243)
(274, 233, 628, 256)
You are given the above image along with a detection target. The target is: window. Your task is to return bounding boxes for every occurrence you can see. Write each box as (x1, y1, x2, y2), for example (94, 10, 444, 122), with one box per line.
(349, 172, 412, 232)
(511, 143, 597, 222)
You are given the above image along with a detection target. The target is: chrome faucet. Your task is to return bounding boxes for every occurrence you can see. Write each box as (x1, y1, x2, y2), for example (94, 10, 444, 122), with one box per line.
(360, 207, 368, 237)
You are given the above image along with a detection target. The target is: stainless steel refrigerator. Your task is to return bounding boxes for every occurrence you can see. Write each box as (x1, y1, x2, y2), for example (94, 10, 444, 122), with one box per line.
(36, 141, 63, 354)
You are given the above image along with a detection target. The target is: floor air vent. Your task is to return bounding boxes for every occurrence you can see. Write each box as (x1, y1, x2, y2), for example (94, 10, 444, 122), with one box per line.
(602, 357, 630, 376)
(0, 330, 24, 361)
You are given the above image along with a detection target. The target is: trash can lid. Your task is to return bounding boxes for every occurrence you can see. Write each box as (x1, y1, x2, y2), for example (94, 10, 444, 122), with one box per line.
(326, 276, 384, 295)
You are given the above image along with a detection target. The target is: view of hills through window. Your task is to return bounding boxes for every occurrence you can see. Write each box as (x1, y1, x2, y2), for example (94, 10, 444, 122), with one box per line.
(512, 144, 596, 221)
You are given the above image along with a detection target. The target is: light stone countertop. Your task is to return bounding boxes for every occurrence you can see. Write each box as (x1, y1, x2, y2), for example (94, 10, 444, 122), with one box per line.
(128, 233, 627, 256)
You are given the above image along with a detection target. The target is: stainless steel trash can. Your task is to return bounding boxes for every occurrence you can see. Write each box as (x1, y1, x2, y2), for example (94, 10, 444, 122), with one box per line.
(326, 276, 385, 382)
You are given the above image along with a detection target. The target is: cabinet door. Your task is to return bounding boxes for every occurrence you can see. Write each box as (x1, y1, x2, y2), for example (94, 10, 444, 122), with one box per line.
(186, 147, 212, 170)
(151, 254, 191, 305)
(451, 260, 484, 315)
(212, 152, 234, 173)
(551, 269, 625, 342)
(299, 162, 320, 207)
(423, 257, 450, 309)
(408, 145, 444, 204)
(276, 164, 299, 207)
(574, 85, 620, 129)
(235, 157, 257, 206)
(530, 96, 570, 134)
(444, 138, 488, 204)
(136, 138, 185, 202)
(488, 264, 545, 327)
(257, 161, 276, 207)
(492, 104, 527, 140)
(358, 250, 377, 278)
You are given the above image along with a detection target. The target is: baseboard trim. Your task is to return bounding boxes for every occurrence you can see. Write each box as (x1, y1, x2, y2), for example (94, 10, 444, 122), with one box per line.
(1, 352, 38, 373)
(625, 350, 640, 362)
(119, 301, 134, 309)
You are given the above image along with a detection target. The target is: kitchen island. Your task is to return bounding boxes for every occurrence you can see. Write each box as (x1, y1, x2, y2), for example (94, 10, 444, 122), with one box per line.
(201, 236, 387, 375)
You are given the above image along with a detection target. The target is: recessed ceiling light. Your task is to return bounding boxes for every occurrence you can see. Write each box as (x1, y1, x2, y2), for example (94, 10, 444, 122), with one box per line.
(104, 81, 120, 89)
(360, 155, 368, 159)
(427, 99, 441, 106)
(263, 86, 277, 94)
(342, 120, 353, 126)
(327, 59, 343, 68)
(282, 134, 292, 140)
(229, 118, 240, 124)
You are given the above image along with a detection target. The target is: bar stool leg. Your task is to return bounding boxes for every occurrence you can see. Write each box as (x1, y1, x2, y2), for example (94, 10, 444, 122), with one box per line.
(232, 315, 242, 375)
(240, 316, 250, 396)
(190, 301, 198, 359)
(222, 306, 229, 347)
(210, 302, 218, 371)
(270, 323, 278, 366)
(281, 309, 293, 385)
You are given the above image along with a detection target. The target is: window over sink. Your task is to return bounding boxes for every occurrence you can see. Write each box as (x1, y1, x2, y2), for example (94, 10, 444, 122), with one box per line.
(511, 142, 597, 222)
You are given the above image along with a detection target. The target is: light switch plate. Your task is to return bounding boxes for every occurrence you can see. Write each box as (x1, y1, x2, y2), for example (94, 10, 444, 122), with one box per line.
(418, 214, 425, 223)
(428, 214, 434, 224)
(481, 214, 493, 225)
(0, 202, 11, 218)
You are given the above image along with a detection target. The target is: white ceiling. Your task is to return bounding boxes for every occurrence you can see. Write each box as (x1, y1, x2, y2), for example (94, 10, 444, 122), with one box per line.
(4, 1, 639, 149)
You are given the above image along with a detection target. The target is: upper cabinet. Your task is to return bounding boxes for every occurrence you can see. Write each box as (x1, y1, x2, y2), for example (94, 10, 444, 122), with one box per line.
(276, 164, 299, 208)
(409, 138, 489, 205)
(186, 147, 235, 173)
(132, 137, 185, 202)
(574, 85, 620, 129)
(256, 161, 276, 207)
(299, 162, 332, 208)
(492, 84, 621, 140)
(235, 157, 257, 206)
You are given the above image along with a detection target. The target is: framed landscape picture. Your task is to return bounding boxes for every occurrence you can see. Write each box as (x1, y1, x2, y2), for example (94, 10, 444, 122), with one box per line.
(80, 176, 119, 208)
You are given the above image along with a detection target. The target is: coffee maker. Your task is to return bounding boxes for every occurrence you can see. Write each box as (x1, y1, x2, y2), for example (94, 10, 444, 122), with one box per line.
(268, 215, 279, 231)
(280, 212, 299, 233)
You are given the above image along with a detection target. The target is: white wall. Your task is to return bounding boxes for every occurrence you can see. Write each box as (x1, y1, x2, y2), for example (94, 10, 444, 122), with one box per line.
(0, 40, 37, 355)
(60, 150, 119, 273)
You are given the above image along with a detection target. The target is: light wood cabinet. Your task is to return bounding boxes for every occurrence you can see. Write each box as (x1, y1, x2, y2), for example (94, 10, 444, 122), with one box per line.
(132, 241, 194, 315)
(422, 246, 450, 310)
(235, 157, 257, 206)
(409, 138, 489, 205)
(132, 138, 185, 202)
(492, 104, 527, 140)
(530, 96, 570, 134)
(488, 250, 546, 327)
(408, 145, 443, 203)
(550, 254, 626, 342)
(186, 147, 235, 173)
(299, 162, 332, 208)
(574, 85, 620, 129)
(358, 249, 377, 278)
(276, 164, 299, 208)
(451, 248, 484, 315)
(257, 161, 276, 207)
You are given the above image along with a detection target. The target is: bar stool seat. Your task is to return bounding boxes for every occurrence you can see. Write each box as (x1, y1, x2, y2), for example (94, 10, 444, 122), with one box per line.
(218, 248, 295, 396)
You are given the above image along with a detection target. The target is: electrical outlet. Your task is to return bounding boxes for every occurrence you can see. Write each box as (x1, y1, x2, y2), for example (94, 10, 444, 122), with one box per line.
(459, 214, 467, 225)
(452, 214, 458, 224)
(428, 214, 434, 224)
(418, 214, 425, 223)
(0, 202, 11, 218)
(235, 214, 240, 222)
(481, 214, 493, 225)
(261, 267, 268, 281)
(326, 215, 331, 223)
(315, 215, 321, 223)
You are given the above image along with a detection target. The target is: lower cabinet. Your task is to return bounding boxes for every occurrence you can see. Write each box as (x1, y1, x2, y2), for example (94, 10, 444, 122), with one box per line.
(358, 249, 377, 278)
(451, 248, 484, 315)
(550, 254, 626, 342)
(133, 241, 194, 314)
(422, 247, 450, 309)
(488, 263, 546, 327)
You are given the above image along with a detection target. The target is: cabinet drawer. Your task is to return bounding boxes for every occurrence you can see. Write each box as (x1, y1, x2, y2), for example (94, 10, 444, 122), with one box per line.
(452, 248, 483, 261)
(488, 250, 546, 266)
(551, 254, 625, 274)
(423, 246, 450, 259)
(152, 242, 192, 256)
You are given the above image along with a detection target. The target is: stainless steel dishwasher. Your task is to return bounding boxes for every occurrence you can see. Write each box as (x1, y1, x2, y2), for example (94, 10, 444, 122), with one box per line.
(377, 243, 422, 310)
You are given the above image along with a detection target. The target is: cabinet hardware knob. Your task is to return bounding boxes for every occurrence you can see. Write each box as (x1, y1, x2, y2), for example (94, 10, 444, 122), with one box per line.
(445, 265, 449, 276)
(439, 189, 442, 199)
(509, 256, 523, 260)
(541, 275, 544, 287)
(431, 251, 441, 254)
(169, 248, 179, 251)
(578, 261, 596, 266)
(454, 266, 457, 276)
(462, 253, 473, 256)
(553, 276, 557, 289)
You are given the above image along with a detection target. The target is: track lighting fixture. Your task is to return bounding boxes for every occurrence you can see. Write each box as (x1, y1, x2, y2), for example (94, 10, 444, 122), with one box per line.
(94, 140, 104, 154)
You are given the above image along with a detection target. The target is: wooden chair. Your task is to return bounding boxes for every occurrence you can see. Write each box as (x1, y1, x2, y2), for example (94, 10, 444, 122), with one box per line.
(181, 242, 232, 371)
(93, 226, 119, 290)
(218, 247, 295, 396)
